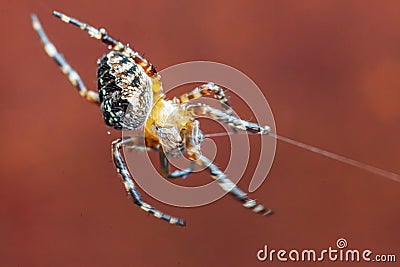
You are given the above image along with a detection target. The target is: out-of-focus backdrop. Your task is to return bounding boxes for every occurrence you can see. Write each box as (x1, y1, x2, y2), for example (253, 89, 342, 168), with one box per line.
(1, 1, 399, 266)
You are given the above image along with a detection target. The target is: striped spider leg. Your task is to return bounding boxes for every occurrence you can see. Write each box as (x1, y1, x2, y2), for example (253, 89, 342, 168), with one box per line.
(160, 103, 273, 216)
(31, 15, 100, 104)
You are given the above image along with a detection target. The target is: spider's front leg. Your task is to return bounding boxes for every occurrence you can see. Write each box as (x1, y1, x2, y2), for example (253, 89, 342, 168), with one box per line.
(159, 150, 196, 179)
(175, 82, 233, 115)
(112, 137, 186, 226)
(194, 154, 273, 216)
(182, 120, 273, 216)
(187, 103, 271, 135)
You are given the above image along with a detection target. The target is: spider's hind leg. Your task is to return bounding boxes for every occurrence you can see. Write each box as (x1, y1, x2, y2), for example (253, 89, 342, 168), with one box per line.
(31, 15, 99, 104)
(52, 11, 158, 77)
(112, 137, 186, 226)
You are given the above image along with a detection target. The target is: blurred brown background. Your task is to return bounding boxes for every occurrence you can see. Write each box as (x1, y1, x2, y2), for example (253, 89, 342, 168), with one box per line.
(1, 0, 400, 266)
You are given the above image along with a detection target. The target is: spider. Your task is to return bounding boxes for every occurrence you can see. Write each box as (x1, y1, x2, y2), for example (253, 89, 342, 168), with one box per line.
(31, 11, 273, 226)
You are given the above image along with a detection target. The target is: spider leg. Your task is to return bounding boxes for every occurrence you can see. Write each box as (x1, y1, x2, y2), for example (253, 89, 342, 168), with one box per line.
(187, 103, 271, 134)
(125, 134, 194, 178)
(52, 11, 158, 77)
(195, 154, 273, 216)
(159, 150, 195, 179)
(176, 82, 233, 115)
(112, 137, 186, 226)
(122, 136, 156, 152)
(183, 106, 272, 215)
(31, 15, 99, 104)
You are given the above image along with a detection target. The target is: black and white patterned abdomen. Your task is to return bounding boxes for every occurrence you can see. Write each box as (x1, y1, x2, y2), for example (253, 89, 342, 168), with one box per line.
(97, 51, 153, 130)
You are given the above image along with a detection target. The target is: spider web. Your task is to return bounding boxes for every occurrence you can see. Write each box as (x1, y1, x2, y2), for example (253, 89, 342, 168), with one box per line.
(204, 131, 400, 183)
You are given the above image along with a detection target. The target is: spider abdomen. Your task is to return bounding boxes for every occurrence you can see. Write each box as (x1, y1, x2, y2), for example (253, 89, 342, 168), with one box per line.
(97, 51, 153, 130)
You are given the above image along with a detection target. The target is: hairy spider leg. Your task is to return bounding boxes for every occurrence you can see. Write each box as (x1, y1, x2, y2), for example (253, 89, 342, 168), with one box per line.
(187, 103, 271, 134)
(124, 135, 195, 179)
(52, 11, 158, 78)
(176, 82, 234, 115)
(159, 150, 196, 179)
(178, 116, 272, 215)
(197, 155, 273, 216)
(112, 137, 186, 226)
(31, 15, 100, 104)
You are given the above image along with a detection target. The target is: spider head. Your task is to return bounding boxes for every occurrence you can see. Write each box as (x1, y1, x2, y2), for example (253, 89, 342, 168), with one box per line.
(155, 126, 184, 157)
(97, 51, 153, 130)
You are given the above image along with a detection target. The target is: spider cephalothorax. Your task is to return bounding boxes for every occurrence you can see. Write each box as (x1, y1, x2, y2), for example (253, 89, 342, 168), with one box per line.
(32, 11, 273, 226)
